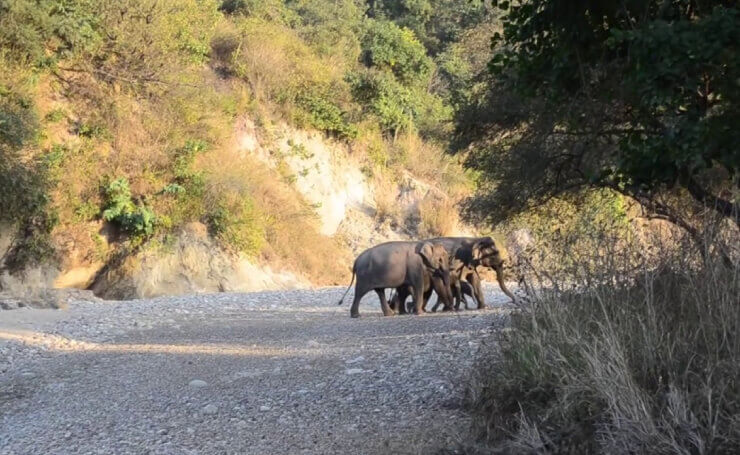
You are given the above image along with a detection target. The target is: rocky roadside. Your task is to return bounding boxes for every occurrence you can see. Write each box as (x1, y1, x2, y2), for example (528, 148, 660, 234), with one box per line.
(0, 286, 511, 454)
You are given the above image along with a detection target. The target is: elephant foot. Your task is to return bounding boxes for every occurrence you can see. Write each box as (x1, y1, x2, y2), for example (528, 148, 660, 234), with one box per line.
(382, 310, 395, 317)
(477, 304, 487, 310)
(350, 312, 360, 318)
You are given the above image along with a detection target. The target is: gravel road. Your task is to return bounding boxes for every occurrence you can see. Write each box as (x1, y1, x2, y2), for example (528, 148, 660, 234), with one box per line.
(0, 286, 511, 454)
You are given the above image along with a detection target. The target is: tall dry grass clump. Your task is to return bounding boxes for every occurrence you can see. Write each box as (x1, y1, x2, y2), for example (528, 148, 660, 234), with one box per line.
(467, 222, 740, 454)
(417, 195, 457, 237)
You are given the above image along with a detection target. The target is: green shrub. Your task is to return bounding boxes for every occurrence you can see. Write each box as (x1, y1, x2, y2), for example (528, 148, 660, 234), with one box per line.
(296, 92, 358, 139)
(347, 70, 414, 134)
(361, 19, 434, 87)
(102, 178, 157, 238)
(206, 198, 264, 257)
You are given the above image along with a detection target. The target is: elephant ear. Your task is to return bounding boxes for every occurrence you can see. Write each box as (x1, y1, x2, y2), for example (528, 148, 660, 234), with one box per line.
(472, 236, 496, 260)
(418, 242, 435, 269)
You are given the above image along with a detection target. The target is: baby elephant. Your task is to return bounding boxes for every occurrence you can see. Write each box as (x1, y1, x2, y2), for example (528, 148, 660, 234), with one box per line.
(453, 280, 478, 310)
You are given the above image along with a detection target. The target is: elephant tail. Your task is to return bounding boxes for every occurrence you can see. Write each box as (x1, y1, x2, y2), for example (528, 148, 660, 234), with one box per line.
(336, 270, 356, 305)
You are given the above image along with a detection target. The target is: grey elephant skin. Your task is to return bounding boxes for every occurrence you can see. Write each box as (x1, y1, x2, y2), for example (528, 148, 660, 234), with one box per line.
(337, 241, 451, 318)
(427, 237, 516, 308)
(389, 263, 454, 315)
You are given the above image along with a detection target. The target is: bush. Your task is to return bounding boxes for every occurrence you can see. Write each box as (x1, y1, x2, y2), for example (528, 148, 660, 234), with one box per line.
(102, 178, 157, 239)
(347, 70, 414, 135)
(205, 199, 264, 257)
(0, 60, 57, 274)
(361, 19, 433, 87)
(467, 227, 740, 453)
(296, 92, 357, 139)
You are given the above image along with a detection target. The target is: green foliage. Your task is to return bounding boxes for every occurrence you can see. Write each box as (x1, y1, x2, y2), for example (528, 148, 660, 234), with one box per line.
(0, 83, 37, 150)
(74, 201, 99, 221)
(0, 0, 99, 66)
(102, 178, 157, 238)
(290, 0, 363, 59)
(173, 140, 207, 191)
(296, 92, 358, 139)
(348, 70, 414, 134)
(206, 198, 264, 257)
(348, 70, 450, 137)
(0, 61, 56, 274)
(471, 1, 740, 224)
(372, 0, 490, 55)
(361, 19, 433, 87)
(218, 0, 296, 24)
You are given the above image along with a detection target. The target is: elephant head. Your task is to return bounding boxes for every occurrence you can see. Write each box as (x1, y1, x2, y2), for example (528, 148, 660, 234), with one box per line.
(472, 237, 516, 301)
(418, 241, 452, 299)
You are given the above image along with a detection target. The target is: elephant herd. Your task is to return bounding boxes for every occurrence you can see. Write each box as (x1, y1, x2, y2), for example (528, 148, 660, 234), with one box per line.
(337, 236, 516, 318)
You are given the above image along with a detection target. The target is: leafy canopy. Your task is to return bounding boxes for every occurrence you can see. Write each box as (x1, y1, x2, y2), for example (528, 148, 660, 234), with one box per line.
(465, 0, 739, 226)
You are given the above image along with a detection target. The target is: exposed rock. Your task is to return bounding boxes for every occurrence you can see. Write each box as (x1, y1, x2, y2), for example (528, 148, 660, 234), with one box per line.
(188, 379, 208, 388)
(90, 223, 310, 300)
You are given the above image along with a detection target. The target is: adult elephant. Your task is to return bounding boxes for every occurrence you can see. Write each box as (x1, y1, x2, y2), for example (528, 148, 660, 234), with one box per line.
(337, 241, 451, 318)
(427, 237, 516, 309)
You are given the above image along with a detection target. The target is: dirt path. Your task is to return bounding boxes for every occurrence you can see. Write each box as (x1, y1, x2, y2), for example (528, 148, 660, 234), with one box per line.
(0, 287, 510, 454)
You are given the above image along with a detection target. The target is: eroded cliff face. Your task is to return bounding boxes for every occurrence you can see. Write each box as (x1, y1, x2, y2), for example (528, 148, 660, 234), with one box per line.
(90, 223, 309, 300)
(235, 117, 371, 236)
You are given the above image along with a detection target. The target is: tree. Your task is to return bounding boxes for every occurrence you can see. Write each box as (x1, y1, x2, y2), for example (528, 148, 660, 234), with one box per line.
(461, 1, 739, 231)
(361, 19, 434, 87)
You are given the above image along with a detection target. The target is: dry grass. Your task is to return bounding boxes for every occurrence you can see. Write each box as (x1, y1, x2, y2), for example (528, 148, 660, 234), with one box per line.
(465, 224, 740, 454)
(393, 132, 472, 199)
(202, 149, 351, 285)
(417, 195, 457, 238)
(372, 174, 401, 223)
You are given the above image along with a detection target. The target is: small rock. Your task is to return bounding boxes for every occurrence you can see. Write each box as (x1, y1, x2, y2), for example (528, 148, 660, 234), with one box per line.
(259, 405, 271, 412)
(202, 404, 218, 415)
(345, 356, 365, 364)
(189, 379, 208, 388)
(345, 368, 364, 375)
(157, 429, 168, 436)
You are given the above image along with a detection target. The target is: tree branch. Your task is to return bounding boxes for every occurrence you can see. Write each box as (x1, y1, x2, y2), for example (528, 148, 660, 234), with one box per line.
(685, 177, 740, 227)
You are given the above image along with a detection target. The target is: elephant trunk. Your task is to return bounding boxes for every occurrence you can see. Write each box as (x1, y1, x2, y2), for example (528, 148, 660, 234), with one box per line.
(494, 263, 516, 302)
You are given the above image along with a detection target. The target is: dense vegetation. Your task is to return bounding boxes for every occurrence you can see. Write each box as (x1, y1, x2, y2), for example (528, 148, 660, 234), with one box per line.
(462, 1, 740, 453)
(0, 0, 486, 283)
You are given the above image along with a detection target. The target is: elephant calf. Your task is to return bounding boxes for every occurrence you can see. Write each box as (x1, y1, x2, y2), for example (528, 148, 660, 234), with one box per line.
(337, 241, 451, 318)
(389, 264, 453, 315)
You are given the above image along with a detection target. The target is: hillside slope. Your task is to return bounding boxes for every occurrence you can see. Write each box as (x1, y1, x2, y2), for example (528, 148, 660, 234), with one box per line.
(0, 0, 486, 301)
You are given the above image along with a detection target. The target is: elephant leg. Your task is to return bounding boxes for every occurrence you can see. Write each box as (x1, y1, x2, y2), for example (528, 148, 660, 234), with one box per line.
(452, 280, 463, 311)
(388, 290, 398, 314)
(423, 288, 434, 312)
(397, 287, 410, 315)
(375, 288, 394, 317)
(350, 282, 371, 318)
(467, 273, 486, 310)
(412, 282, 425, 315)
